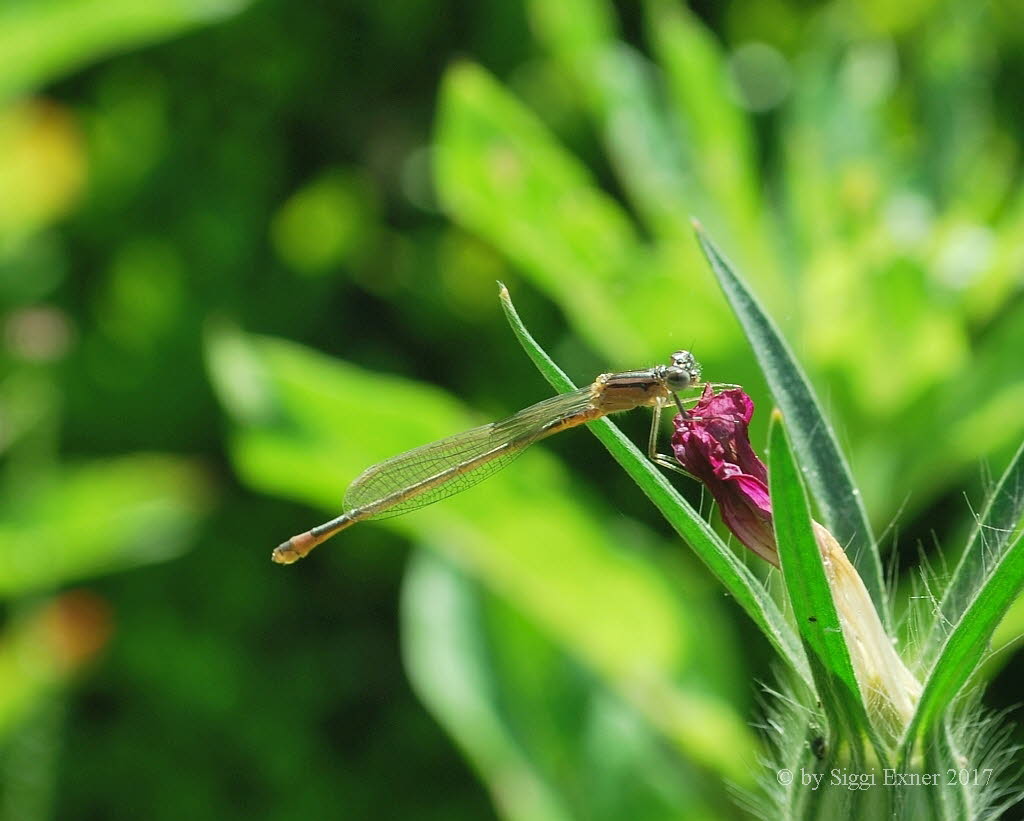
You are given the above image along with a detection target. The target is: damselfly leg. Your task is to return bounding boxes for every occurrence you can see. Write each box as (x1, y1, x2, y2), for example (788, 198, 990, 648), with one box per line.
(646, 382, 741, 480)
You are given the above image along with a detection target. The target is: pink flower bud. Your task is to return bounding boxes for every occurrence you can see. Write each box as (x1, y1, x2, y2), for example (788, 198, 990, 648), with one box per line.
(670, 385, 779, 566)
(671, 385, 920, 735)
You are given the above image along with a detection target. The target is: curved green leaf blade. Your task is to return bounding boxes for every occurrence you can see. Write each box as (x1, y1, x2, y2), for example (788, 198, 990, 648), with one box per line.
(694, 225, 890, 630)
(903, 529, 1024, 746)
(927, 439, 1024, 660)
(529, 0, 702, 241)
(498, 284, 811, 688)
(767, 413, 872, 748)
(0, 0, 249, 101)
(434, 60, 647, 363)
(0, 455, 207, 596)
(642, 0, 770, 272)
(433, 61, 736, 361)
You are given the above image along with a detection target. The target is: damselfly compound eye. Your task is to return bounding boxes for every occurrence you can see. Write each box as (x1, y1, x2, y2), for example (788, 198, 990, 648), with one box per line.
(664, 366, 693, 392)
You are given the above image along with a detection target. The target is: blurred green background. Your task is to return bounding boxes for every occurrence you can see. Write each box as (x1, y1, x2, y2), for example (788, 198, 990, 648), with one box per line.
(2, 0, 1024, 818)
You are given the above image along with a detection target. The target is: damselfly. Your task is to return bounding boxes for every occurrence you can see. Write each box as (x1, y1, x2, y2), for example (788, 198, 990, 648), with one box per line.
(273, 350, 734, 564)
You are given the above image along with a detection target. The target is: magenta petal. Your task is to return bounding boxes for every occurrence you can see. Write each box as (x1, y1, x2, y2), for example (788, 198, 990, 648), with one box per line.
(671, 388, 779, 566)
(729, 474, 772, 514)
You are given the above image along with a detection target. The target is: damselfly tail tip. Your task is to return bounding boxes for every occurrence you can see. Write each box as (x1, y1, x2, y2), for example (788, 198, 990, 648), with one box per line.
(272, 531, 317, 565)
(497, 280, 509, 299)
(271, 539, 300, 564)
(690, 216, 704, 232)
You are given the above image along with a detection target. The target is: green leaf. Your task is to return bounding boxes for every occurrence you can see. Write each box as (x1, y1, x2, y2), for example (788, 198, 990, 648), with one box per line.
(498, 283, 811, 688)
(0, 455, 207, 597)
(0, 0, 249, 100)
(526, 0, 617, 58)
(206, 322, 755, 778)
(903, 529, 1024, 745)
(434, 61, 646, 362)
(693, 225, 891, 630)
(433, 61, 736, 361)
(642, 0, 766, 258)
(767, 413, 872, 749)
(530, 0, 782, 310)
(529, 0, 703, 240)
(926, 439, 1024, 660)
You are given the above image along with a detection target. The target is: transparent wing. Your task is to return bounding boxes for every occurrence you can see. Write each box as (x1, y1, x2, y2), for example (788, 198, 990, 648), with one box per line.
(344, 386, 596, 518)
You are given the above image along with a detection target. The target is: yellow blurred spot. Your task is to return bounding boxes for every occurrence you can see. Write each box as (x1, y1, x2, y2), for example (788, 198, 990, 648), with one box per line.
(270, 169, 377, 276)
(839, 161, 881, 217)
(0, 99, 86, 239)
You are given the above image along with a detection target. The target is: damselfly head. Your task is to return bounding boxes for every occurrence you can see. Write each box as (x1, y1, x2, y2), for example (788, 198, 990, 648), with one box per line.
(663, 350, 701, 391)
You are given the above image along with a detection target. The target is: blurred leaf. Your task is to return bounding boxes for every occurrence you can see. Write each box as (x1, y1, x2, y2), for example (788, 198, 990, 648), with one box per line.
(530, 0, 781, 314)
(642, 0, 772, 275)
(965, 191, 1024, 321)
(0, 0, 249, 101)
(779, 38, 864, 259)
(498, 283, 811, 688)
(434, 61, 735, 361)
(403, 550, 728, 821)
(529, 0, 700, 239)
(206, 323, 755, 778)
(894, 301, 1024, 520)
(402, 550, 573, 821)
(0, 455, 208, 596)
(434, 60, 645, 362)
(526, 0, 617, 56)
(694, 226, 890, 630)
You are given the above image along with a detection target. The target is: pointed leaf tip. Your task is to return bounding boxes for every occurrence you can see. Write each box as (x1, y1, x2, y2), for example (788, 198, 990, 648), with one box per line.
(693, 227, 890, 630)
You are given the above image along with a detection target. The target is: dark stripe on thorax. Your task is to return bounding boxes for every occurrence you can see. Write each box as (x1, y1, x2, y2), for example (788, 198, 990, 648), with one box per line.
(602, 369, 660, 388)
